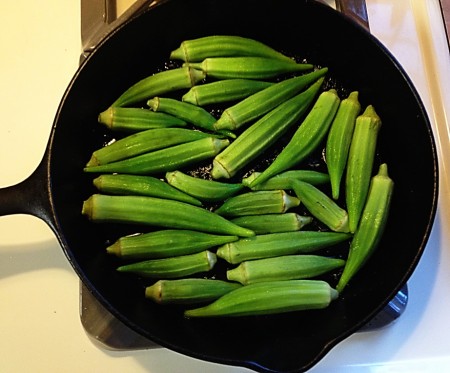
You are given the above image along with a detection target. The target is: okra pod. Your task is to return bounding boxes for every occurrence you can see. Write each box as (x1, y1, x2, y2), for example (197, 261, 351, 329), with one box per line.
(170, 35, 294, 63)
(345, 105, 382, 233)
(147, 97, 217, 131)
(184, 279, 339, 317)
(145, 278, 242, 304)
(242, 170, 330, 191)
(227, 255, 346, 285)
(216, 231, 352, 264)
(213, 69, 327, 131)
(325, 91, 361, 200)
(292, 180, 350, 233)
(182, 79, 273, 106)
(111, 66, 205, 107)
(82, 194, 255, 237)
(92, 174, 202, 206)
(337, 163, 394, 292)
(214, 190, 300, 218)
(211, 78, 324, 179)
(86, 128, 213, 166)
(165, 170, 243, 202)
(107, 229, 238, 259)
(184, 57, 313, 80)
(83, 137, 229, 175)
(250, 89, 340, 187)
(117, 250, 216, 279)
(98, 107, 187, 132)
(231, 213, 313, 234)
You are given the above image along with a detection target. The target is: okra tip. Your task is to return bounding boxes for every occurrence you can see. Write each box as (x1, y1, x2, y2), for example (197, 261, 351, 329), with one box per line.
(98, 107, 113, 126)
(106, 241, 121, 257)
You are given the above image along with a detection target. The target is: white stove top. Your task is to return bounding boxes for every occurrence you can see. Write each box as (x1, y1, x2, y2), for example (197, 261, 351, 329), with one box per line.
(1, 1, 449, 372)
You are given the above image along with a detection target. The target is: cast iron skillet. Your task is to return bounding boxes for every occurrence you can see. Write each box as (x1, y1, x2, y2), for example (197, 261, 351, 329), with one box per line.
(0, 0, 438, 372)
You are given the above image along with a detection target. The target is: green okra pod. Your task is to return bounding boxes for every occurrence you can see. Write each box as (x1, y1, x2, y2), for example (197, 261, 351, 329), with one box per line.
(107, 229, 238, 259)
(214, 190, 300, 218)
(213, 69, 327, 131)
(184, 279, 339, 317)
(86, 128, 213, 166)
(92, 174, 202, 206)
(250, 89, 340, 187)
(83, 137, 229, 175)
(325, 91, 361, 200)
(145, 278, 242, 305)
(346, 105, 382, 233)
(165, 170, 243, 202)
(337, 163, 394, 293)
(227, 254, 346, 285)
(117, 250, 216, 279)
(216, 231, 352, 264)
(170, 35, 294, 63)
(147, 97, 217, 132)
(231, 213, 313, 234)
(81, 194, 255, 237)
(182, 79, 274, 106)
(98, 107, 187, 132)
(242, 170, 330, 191)
(211, 78, 324, 179)
(184, 57, 313, 80)
(111, 66, 205, 107)
(292, 180, 350, 233)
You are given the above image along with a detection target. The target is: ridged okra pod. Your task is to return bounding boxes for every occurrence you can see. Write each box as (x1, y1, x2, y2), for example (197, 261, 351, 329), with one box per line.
(242, 170, 330, 191)
(227, 255, 345, 285)
(217, 231, 352, 264)
(230, 213, 312, 234)
(337, 163, 394, 293)
(346, 105, 382, 233)
(81, 194, 255, 237)
(184, 57, 313, 80)
(250, 89, 340, 187)
(170, 35, 294, 63)
(107, 229, 238, 259)
(211, 78, 324, 179)
(182, 79, 273, 106)
(92, 174, 202, 206)
(83, 137, 229, 175)
(98, 107, 187, 132)
(213, 69, 327, 131)
(111, 67, 205, 107)
(184, 279, 339, 317)
(214, 190, 300, 218)
(145, 278, 242, 305)
(165, 170, 243, 202)
(325, 91, 361, 200)
(117, 250, 216, 279)
(147, 97, 217, 132)
(292, 180, 350, 233)
(86, 128, 213, 166)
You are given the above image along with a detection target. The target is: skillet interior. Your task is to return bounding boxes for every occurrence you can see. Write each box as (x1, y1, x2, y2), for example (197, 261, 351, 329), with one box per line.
(47, 0, 438, 371)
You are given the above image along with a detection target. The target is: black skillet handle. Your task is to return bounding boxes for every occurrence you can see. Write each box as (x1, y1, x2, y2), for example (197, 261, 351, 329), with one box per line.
(0, 151, 56, 232)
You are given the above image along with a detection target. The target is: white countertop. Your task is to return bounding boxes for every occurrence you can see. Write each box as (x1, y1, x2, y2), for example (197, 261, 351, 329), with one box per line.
(1, 1, 450, 372)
